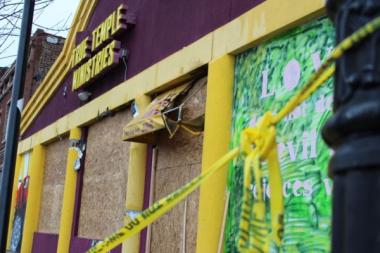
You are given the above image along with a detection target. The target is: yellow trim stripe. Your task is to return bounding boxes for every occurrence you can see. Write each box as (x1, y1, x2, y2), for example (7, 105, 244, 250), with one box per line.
(18, 0, 325, 153)
(20, 145, 46, 253)
(57, 128, 82, 253)
(122, 95, 151, 253)
(196, 55, 235, 253)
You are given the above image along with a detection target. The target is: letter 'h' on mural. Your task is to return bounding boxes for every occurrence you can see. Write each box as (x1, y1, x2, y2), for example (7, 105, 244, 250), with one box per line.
(87, 16, 380, 253)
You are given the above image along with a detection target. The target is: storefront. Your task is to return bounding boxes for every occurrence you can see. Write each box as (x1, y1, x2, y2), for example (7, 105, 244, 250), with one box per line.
(7, 0, 334, 252)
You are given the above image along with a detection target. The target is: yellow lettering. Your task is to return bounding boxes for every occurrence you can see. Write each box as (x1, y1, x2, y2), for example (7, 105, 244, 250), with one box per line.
(94, 52, 99, 77)
(106, 17, 111, 38)
(77, 46, 82, 64)
(73, 58, 99, 91)
(100, 20, 106, 43)
(92, 30, 97, 51)
(73, 70, 78, 90)
(103, 20, 109, 42)
(81, 70, 85, 88)
(77, 49, 81, 64)
(75, 49, 80, 67)
(79, 40, 85, 59)
(72, 36, 91, 68)
(92, 54, 98, 77)
(75, 69, 80, 89)
(111, 12, 117, 36)
(72, 4, 126, 90)
(101, 47, 107, 71)
(89, 57, 94, 80)
(79, 66, 83, 88)
(104, 44, 110, 67)
(95, 27, 101, 50)
(74, 69, 80, 90)
(108, 42, 115, 66)
(90, 5, 126, 52)
(116, 4, 125, 32)
(98, 51, 104, 75)
(70, 50, 76, 68)
(96, 51, 102, 75)
(97, 50, 104, 76)
(80, 37, 89, 62)
(85, 61, 90, 82)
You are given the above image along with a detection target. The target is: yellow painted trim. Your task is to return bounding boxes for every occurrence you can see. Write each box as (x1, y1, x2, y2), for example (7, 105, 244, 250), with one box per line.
(195, 55, 235, 253)
(19, 0, 325, 152)
(212, 0, 325, 58)
(6, 155, 23, 250)
(20, 0, 99, 134)
(122, 95, 151, 253)
(20, 145, 46, 253)
(57, 128, 82, 253)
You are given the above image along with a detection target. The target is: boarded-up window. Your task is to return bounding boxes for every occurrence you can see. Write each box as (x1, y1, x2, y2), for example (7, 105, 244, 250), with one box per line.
(78, 109, 131, 239)
(38, 138, 69, 233)
(150, 123, 203, 253)
(148, 78, 206, 253)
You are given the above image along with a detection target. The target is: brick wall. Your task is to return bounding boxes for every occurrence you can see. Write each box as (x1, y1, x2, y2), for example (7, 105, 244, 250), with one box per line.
(0, 30, 64, 172)
(24, 30, 65, 105)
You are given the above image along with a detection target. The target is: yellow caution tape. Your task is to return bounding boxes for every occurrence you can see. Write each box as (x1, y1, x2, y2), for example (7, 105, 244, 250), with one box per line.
(238, 112, 284, 253)
(87, 148, 240, 253)
(88, 17, 380, 253)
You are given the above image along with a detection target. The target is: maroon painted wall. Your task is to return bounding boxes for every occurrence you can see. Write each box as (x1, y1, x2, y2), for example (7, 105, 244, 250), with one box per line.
(23, 0, 264, 138)
(32, 232, 58, 253)
(70, 237, 122, 253)
(31, 233, 122, 253)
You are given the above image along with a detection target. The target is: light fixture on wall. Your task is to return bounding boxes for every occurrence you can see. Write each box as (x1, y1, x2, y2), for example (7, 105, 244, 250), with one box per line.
(121, 48, 129, 80)
(77, 91, 92, 102)
(131, 100, 139, 118)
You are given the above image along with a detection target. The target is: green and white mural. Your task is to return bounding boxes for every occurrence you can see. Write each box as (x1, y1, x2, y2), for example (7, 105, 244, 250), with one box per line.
(225, 18, 335, 252)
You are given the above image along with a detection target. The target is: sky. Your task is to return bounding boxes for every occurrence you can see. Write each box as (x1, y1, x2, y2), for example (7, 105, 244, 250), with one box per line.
(0, 0, 80, 67)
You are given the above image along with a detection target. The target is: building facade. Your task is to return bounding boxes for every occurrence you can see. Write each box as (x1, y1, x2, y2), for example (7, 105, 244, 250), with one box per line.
(7, 0, 334, 253)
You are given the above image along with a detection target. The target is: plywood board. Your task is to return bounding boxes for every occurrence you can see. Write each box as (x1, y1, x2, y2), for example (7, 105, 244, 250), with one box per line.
(78, 109, 132, 239)
(150, 130, 203, 253)
(182, 77, 207, 121)
(186, 164, 202, 253)
(38, 138, 69, 234)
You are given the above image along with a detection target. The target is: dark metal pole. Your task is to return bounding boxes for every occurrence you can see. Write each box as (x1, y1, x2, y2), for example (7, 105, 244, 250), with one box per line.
(0, 0, 35, 251)
(323, 0, 380, 252)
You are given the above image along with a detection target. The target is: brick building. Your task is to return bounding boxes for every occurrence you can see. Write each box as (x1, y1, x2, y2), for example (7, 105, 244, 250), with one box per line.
(0, 29, 65, 173)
